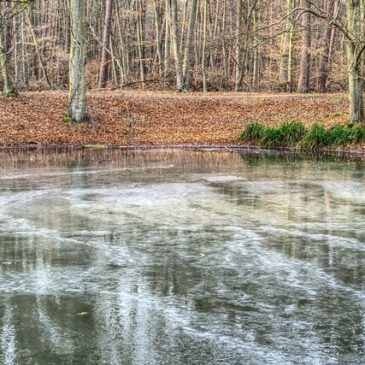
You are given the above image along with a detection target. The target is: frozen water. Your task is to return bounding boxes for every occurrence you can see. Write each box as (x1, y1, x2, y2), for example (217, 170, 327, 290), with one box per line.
(0, 149, 364, 365)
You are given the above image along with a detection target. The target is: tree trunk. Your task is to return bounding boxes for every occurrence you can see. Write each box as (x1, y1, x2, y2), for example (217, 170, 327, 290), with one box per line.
(98, 0, 113, 88)
(297, 0, 311, 93)
(26, 12, 52, 88)
(68, 0, 87, 122)
(251, 4, 259, 90)
(279, 0, 295, 92)
(164, 4, 171, 87)
(168, 0, 183, 91)
(0, 30, 17, 97)
(222, 0, 228, 88)
(317, 0, 338, 93)
(202, 0, 208, 92)
(234, 0, 243, 91)
(0, 1, 17, 97)
(347, 0, 365, 123)
(182, 0, 198, 91)
(348, 53, 364, 123)
(136, 0, 145, 88)
(153, 0, 162, 76)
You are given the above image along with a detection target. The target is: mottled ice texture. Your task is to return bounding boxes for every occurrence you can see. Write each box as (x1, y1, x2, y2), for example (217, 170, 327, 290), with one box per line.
(0, 150, 364, 365)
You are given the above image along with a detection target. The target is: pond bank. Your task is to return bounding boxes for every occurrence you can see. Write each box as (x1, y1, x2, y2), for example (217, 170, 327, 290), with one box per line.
(0, 90, 364, 154)
(0, 144, 364, 162)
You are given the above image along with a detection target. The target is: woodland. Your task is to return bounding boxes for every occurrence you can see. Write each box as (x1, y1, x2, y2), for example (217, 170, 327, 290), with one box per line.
(0, 0, 365, 148)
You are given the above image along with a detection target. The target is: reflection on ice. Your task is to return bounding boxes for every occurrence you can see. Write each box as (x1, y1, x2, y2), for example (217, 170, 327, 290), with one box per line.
(0, 302, 16, 365)
(0, 149, 364, 365)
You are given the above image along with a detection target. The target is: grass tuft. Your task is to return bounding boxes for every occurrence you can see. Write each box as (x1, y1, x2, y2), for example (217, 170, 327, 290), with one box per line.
(278, 121, 307, 146)
(326, 125, 352, 146)
(302, 123, 328, 148)
(240, 121, 265, 142)
(348, 123, 365, 142)
(259, 127, 283, 147)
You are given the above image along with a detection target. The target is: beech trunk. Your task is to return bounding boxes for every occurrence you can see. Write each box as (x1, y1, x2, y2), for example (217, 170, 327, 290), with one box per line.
(68, 0, 87, 122)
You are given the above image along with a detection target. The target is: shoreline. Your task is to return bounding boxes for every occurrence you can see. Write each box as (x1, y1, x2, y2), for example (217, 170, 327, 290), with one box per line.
(0, 90, 364, 157)
(0, 143, 364, 159)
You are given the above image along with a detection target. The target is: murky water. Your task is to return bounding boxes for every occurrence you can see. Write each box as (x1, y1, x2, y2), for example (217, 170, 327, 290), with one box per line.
(0, 149, 364, 365)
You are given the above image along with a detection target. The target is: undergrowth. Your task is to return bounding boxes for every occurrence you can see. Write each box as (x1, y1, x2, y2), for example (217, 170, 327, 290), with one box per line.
(240, 121, 264, 142)
(241, 121, 365, 149)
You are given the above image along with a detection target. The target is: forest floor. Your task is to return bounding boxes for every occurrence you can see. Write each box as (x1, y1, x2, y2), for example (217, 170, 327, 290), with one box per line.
(0, 90, 363, 153)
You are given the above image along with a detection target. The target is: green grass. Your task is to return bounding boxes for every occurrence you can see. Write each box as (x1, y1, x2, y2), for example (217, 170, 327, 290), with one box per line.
(279, 121, 307, 145)
(326, 125, 353, 146)
(259, 127, 284, 147)
(348, 123, 365, 142)
(240, 121, 365, 149)
(302, 123, 328, 148)
(240, 121, 265, 142)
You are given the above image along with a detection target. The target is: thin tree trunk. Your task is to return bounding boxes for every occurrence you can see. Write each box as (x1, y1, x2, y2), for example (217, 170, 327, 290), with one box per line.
(115, 4, 127, 86)
(136, 0, 145, 88)
(279, 0, 295, 92)
(234, 0, 243, 91)
(0, 0, 17, 97)
(347, 1, 365, 123)
(297, 0, 311, 93)
(26, 12, 52, 88)
(252, 5, 259, 90)
(164, 1, 171, 86)
(182, 0, 197, 91)
(180, 0, 188, 55)
(153, 0, 162, 76)
(202, 0, 208, 92)
(21, 13, 27, 87)
(0, 30, 17, 97)
(317, 0, 339, 93)
(68, 0, 87, 122)
(222, 0, 228, 88)
(98, 0, 113, 88)
(169, 0, 183, 91)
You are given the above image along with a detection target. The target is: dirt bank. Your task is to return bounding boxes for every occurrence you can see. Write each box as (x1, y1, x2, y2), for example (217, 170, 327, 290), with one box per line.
(0, 90, 363, 152)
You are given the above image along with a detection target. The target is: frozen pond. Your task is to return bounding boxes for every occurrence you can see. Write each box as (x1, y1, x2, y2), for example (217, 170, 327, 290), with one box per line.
(0, 149, 364, 365)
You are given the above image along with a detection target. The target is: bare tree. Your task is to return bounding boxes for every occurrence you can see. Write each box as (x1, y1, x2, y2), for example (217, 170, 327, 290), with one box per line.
(68, 0, 87, 122)
(317, 0, 339, 93)
(168, 0, 183, 91)
(346, 0, 365, 122)
(182, 0, 198, 91)
(297, 0, 311, 93)
(98, 0, 113, 88)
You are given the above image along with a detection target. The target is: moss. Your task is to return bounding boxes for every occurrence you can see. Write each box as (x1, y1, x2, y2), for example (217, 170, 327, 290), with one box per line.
(3, 88, 18, 98)
(327, 112, 342, 118)
(63, 114, 72, 123)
